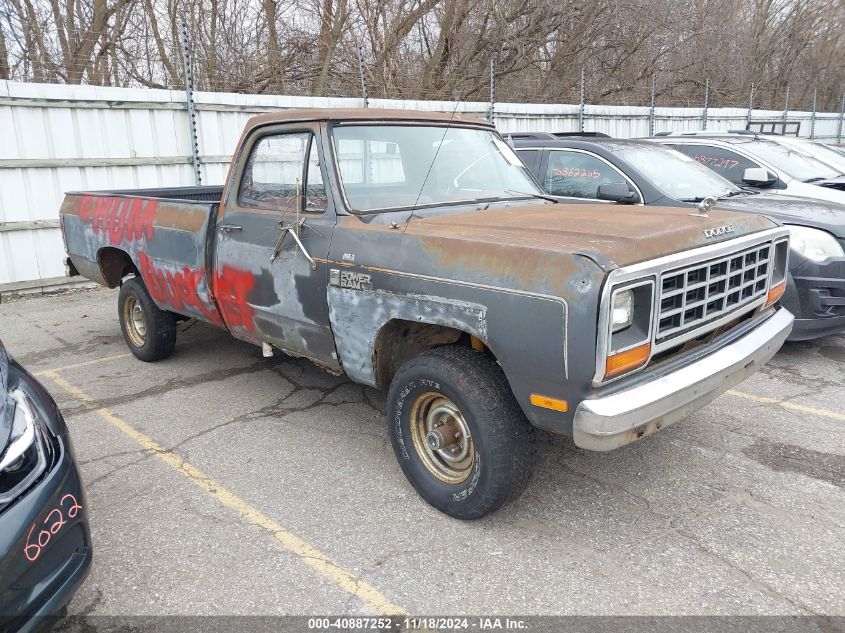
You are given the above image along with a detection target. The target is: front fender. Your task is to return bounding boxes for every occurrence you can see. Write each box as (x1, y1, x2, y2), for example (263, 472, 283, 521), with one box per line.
(326, 262, 603, 436)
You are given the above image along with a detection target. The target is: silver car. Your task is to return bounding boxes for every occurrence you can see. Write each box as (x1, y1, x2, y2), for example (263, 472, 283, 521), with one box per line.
(651, 132, 845, 205)
(755, 134, 845, 174)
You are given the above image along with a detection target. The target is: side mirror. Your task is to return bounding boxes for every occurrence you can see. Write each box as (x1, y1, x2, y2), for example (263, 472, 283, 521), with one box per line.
(743, 167, 777, 187)
(597, 182, 639, 204)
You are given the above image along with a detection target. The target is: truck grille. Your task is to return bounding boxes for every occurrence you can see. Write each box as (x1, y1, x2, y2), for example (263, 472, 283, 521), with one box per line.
(656, 243, 771, 343)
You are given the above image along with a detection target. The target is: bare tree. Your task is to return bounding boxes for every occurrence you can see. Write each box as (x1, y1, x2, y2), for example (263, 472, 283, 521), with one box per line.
(0, 0, 842, 110)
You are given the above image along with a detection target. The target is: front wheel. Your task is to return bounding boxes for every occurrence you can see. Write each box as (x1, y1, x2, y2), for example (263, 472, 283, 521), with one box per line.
(118, 277, 177, 362)
(387, 346, 537, 520)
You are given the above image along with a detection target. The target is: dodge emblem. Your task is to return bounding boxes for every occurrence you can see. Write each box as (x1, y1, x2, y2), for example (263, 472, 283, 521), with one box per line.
(704, 224, 735, 239)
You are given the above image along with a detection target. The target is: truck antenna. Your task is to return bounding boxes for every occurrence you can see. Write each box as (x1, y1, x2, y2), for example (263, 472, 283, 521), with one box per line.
(403, 98, 464, 233)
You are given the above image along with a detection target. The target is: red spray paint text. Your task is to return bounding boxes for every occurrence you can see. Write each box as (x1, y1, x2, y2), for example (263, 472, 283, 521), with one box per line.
(77, 195, 258, 335)
(78, 195, 157, 245)
(137, 252, 226, 327)
(215, 267, 257, 333)
(137, 252, 257, 334)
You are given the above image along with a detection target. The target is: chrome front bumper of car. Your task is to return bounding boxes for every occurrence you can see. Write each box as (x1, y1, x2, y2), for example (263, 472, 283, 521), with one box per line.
(573, 307, 794, 451)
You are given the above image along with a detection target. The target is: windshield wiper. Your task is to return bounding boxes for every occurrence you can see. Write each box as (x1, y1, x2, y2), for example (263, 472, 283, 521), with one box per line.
(503, 189, 559, 203)
(804, 177, 829, 183)
(717, 191, 748, 199)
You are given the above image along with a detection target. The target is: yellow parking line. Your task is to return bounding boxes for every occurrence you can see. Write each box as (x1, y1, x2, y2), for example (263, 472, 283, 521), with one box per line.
(41, 370, 406, 616)
(727, 389, 845, 422)
(34, 353, 132, 376)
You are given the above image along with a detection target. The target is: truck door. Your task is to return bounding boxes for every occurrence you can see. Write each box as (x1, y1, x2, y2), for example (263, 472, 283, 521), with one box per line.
(212, 123, 340, 369)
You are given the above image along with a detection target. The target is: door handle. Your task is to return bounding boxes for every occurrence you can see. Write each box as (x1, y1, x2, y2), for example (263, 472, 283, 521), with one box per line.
(219, 224, 242, 233)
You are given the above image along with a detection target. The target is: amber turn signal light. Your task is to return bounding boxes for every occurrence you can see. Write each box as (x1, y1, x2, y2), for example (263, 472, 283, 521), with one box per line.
(766, 280, 786, 306)
(530, 394, 569, 412)
(605, 342, 651, 379)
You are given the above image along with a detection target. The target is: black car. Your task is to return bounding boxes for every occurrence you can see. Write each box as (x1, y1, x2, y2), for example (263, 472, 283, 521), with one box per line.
(0, 339, 92, 632)
(513, 135, 845, 340)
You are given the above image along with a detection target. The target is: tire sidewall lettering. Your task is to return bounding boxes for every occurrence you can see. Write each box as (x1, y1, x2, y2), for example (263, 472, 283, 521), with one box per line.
(452, 452, 481, 502)
(394, 381, 415, 461)
(393, 373, 489, 505)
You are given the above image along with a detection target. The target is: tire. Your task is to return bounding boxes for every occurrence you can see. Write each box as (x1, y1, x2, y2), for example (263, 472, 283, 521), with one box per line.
(387, 346, 537, 520)
(118, 276, 177, 362)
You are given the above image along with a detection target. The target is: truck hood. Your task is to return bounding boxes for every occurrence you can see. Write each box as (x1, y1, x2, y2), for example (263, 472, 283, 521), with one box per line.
(405, 202, 779, 270)
(715, 194, 845, 238)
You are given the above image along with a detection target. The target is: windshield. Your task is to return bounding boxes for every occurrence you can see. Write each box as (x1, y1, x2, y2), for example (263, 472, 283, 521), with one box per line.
(615, 144, 739, 200)
(739, 140, 840, 181)
(331, 124, 544, 213)
(801, 141, 845, 172)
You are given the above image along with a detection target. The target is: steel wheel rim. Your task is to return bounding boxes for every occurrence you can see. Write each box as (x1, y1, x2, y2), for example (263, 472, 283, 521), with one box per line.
(124, 296, 147, 348)
(410, 392, 474, 484)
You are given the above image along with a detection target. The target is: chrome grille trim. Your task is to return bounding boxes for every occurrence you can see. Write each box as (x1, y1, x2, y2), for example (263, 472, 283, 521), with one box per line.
(656, 243, 771, 343)
(593, 227, 790, 386)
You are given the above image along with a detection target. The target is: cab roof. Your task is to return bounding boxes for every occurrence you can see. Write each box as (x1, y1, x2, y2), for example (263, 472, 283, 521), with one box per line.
(244, 108, 492, 131)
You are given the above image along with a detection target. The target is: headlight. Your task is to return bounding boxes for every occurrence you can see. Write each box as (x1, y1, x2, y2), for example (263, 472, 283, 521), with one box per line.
(787, 226, 844, 263)
(611, 290, 634, 332)
(600, 281, 655, 382)
(0, 389, 49, 505)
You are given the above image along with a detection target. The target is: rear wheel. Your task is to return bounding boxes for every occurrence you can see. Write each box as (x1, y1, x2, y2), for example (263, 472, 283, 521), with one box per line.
(387, 346, 537, 519)
(118, 277, 176, 361)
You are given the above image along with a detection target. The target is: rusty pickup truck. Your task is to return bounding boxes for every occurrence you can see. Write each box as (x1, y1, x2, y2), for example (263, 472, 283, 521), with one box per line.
(60, 109, 793, 519)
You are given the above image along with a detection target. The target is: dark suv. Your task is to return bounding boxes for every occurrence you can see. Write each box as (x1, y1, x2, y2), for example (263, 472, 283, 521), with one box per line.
(513, 134, 845, 340)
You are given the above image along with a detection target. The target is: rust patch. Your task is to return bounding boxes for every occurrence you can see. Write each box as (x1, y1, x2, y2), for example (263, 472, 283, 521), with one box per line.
(626, 418, 666, 445)
(403, 204, 778, 270)
(243, 107, 491, 135)
(153, 203, 208, 232)
(336, 216, 589, 292)
(373, 321, 463, 386)
(67, 193, 208, 238)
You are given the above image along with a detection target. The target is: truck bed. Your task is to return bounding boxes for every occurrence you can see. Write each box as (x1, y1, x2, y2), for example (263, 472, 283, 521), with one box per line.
(99, 185, 225, 203)
(60, 187, 226, 328)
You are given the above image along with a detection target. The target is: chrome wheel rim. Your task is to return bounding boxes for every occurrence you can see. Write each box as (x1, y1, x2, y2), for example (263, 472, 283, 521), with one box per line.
(410, 392, 474, 484)
(124, 296, 147, 348)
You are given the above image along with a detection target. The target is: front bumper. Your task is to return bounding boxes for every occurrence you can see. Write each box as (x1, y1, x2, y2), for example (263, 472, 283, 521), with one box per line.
(573, 307, 793, 451)
(0, 433, 92, 633)
(780, 257, 845, 341)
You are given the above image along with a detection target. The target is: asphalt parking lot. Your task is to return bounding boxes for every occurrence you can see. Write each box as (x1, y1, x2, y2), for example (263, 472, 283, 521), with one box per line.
(1, 287, 843, 622)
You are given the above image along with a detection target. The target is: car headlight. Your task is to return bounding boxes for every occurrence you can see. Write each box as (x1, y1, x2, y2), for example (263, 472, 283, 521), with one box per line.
(611, 289, 634, 332)
(0, 389, 49, 505)
(600, 281, 655, 381)
(787, 226, 844, 263)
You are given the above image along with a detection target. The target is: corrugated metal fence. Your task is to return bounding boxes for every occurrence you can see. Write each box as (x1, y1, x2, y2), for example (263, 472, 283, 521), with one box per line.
(2, 80, 844, 289)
